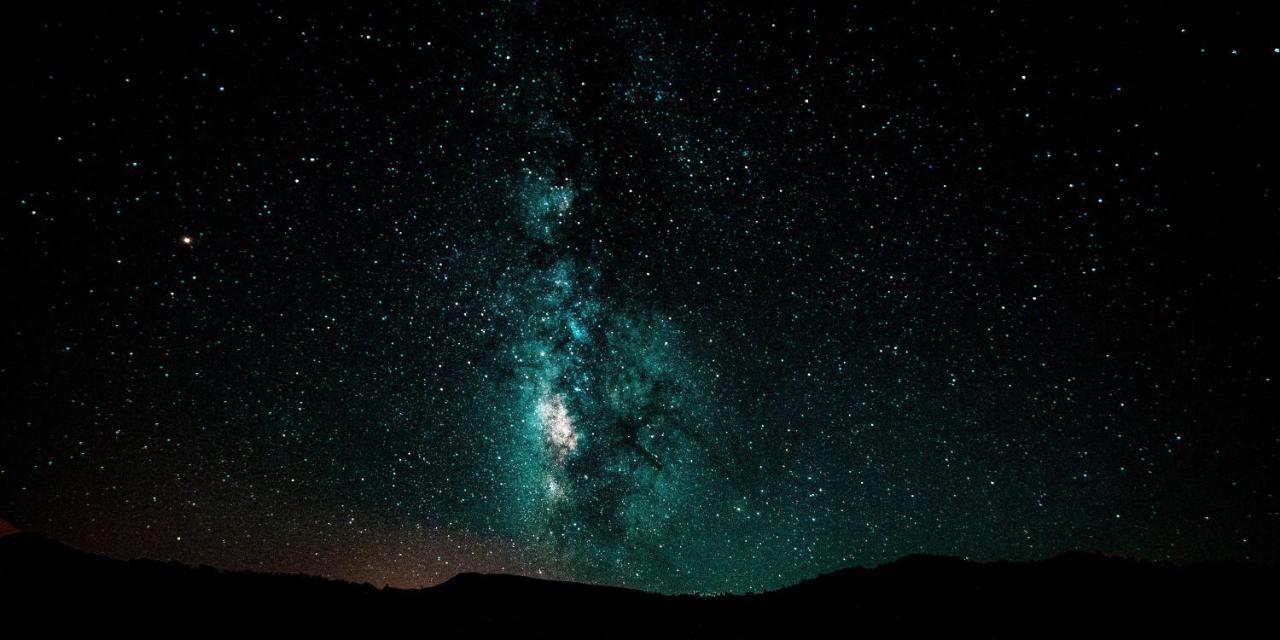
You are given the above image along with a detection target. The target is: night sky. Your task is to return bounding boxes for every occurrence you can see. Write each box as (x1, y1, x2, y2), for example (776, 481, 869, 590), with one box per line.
(4, 3, 1278, 594)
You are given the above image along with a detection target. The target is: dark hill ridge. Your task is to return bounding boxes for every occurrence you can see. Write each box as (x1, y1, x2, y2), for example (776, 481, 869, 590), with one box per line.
(1, 531, 1275, 636)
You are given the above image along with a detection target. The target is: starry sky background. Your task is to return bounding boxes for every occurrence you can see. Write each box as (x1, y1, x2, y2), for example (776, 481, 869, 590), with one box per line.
(3, 2, 1278, 593)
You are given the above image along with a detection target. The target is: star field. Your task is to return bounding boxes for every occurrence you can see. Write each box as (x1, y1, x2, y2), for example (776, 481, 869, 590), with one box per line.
(3, 3, 1278, 593)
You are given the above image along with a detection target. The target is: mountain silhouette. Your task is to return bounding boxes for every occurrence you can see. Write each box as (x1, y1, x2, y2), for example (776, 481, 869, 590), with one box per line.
(2, 530, 1274, 636)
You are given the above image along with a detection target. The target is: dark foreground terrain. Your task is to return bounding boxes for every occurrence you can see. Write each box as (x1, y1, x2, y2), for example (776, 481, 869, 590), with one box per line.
(1, 530, 1274, 637)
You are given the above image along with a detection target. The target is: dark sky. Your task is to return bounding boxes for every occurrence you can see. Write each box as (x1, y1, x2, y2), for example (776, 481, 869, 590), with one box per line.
(3, 2, 1277, 593)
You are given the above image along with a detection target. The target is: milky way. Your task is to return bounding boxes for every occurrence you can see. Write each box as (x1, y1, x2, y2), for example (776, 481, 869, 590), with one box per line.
(492, 137, 749, 589)
(4, 3, 1278, 594)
